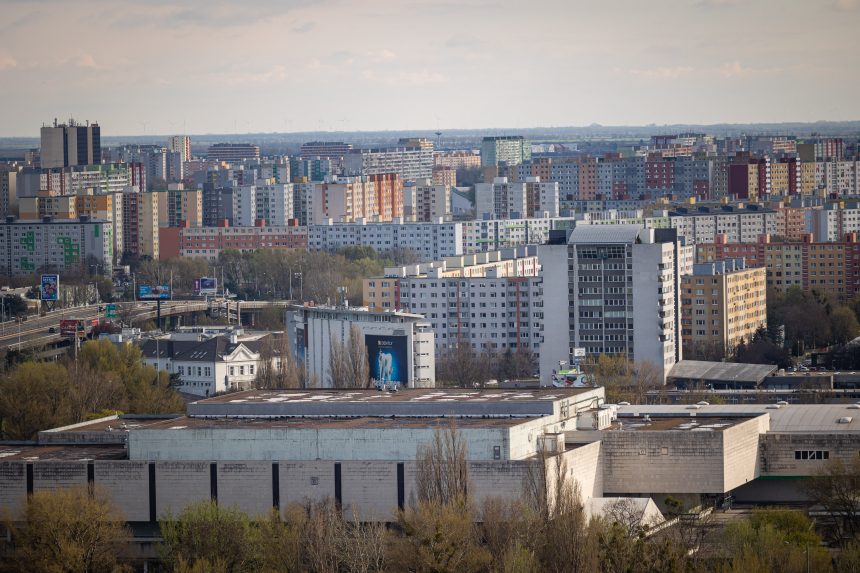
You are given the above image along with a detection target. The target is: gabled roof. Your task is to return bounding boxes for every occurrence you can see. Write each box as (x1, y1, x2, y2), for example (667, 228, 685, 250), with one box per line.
(139, 335, 266, 363)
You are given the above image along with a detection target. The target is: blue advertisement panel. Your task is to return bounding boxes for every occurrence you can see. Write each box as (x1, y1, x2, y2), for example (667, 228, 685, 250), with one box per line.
(138, 284, 171, 300)
(366, 335, 408, 387)
(40, 274, 60, 301)
(197, 277, 217, 295)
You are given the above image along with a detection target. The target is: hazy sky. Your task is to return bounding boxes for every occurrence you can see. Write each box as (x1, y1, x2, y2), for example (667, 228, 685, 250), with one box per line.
(0, 0, 858, 137)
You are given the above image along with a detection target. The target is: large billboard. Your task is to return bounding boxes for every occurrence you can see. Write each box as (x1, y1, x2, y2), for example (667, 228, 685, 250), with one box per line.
(366, 335, 408, 387)
(138, 284, 171, 300)
(40, 274, 59, 301)
(195, 277, 217, 295)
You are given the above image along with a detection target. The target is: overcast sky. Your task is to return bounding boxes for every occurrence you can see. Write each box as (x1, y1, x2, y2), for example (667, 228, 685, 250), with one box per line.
(0, 0, 858, 137)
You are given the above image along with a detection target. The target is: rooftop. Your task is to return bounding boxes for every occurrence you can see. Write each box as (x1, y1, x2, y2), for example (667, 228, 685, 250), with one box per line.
(189, 388, 600, 419)
(568, 224, 643, 244)
(609, 416, 751, 432)
(130, 415, 527, 431)
(0, 444, 127, 461)
(668, 360, 777, 384)
(617, 404, 860, 433)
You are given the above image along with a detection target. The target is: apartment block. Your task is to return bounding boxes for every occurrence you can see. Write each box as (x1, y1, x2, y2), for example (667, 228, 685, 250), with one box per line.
(480, 136, 530, 167)
(233, 181, 294, 227)
(681, 259, 767, 358)
(309, 175, 402, 224)
(0, 217, 112, 276)
(0, 166, 18, 218)
(403, 180, 450, 222)
(309, 220, 463, 261)
(564, 226, 693, 380)
(364, 247, 543, 355)
(343, 146, 433, 181)
(40, 120, 101, 169)
(475, 177, 559, 219)
(697, 233, 860, 299)
(668, 205, 781, 245)
(122, 188, 159, 260)
(206, 143, 261, 163)
(434, 151, 480, 170)
(179, 223, 307, 260)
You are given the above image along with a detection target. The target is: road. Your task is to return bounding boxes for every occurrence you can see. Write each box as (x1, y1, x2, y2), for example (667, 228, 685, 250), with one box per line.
(0, 299, 291, 351)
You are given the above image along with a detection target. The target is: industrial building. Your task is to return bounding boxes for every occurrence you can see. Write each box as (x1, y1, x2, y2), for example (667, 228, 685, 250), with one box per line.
(286, 305, 436, 389)
(3, 387, 860, 529)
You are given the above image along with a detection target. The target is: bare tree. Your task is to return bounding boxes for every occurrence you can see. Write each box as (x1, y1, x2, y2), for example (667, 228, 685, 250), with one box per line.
(435, 343, 493, 388)
(256, 333, 303, 389)
(804, 458, 860, 541)
(415, 420, 471, 506)
(328, 324, 369, 388)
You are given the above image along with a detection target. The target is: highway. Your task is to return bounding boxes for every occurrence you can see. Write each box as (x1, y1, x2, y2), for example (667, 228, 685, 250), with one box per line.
(0, 299, 292, 351)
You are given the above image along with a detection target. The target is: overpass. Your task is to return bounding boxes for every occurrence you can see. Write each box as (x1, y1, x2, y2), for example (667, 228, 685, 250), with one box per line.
(0, 299, 293, 352)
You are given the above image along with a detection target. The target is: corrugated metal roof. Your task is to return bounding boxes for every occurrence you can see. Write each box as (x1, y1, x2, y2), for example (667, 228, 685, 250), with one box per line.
(617, 404, 860, 433)
(668, 360, 777, 384)
(568, 224, 643, 244)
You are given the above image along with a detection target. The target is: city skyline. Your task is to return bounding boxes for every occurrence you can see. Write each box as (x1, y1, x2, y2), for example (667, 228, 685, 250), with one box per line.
(0, 0, 859, 136)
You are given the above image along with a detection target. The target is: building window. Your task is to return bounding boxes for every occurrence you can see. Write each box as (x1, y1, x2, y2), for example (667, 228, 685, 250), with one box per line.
(795, 450, 829, 460)
(493, 446, 501, 460)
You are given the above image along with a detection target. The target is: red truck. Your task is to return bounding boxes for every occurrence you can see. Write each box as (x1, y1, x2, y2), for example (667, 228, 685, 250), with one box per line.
(59, 318, 99, 337)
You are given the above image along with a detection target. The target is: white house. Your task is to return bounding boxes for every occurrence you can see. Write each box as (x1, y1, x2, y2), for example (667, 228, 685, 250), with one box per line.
(140, 333, 269, 396)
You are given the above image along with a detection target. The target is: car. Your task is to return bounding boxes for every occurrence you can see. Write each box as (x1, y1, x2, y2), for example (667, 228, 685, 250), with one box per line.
(48, 327, 56, 333)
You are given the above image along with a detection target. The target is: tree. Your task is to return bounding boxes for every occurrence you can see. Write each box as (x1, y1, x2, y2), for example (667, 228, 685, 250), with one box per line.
(435, 343, 492, 388)
(415, 421, 470, 507)
(160, 501, 259, 572)
(256, 333, 304, 389)
(1, 487, 130, 573)
(832, 305, 860, 345)
(328, 325, 369, 388)
(390, 501, 491, 573)
(1, 294, 29, 318)
(804, 458, 860, 542)
(0, 362, 71, 439)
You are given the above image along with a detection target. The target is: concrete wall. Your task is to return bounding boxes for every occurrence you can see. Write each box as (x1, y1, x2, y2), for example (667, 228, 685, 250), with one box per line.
(760, 432, 860, 477)
(95, 461, 150, 522)
(722, 415, 769, 490)
(341, 461, 398, 521)
(565, 441, 603, 500)
(33, 462, 87, 492)
(602, 430, 725, 494)
(155, 461, 210, 518)
(279, 461, 336, 510)
(130, 426, 515, 462)
(217, 462, 272, 518)
(0, 463, 26, 518)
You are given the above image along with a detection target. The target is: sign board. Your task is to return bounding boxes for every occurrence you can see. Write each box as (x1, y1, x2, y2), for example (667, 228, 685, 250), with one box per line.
(573, 347, 587, 358)
(105, 304, 117, 319)
(195, 277, 217, 295)
(366, 335, 409, 387)
(40, 274, 59, 301)
(138, 284, 171, 300)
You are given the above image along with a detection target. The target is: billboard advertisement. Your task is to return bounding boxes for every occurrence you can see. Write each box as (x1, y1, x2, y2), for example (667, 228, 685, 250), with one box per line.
(40, 274, 59, 301)
(365, 335, 408, 387)
(195, 277, 217, 295)
(138, 284, 171, 300)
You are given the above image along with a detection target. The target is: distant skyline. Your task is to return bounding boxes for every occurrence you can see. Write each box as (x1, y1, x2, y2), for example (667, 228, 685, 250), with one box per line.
(1, 0, 859, 137)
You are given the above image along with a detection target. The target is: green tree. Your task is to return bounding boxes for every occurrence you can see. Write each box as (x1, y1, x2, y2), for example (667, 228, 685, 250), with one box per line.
(0, 362, 71, 439)
(831, 304, 860, 344)
(160, 501, 259, 573)
(1, 487, 130, 573)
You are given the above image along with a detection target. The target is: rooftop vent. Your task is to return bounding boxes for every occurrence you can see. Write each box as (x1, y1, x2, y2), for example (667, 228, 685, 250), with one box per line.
(849, 404, 860, 410)
(838, 417, 853, 424)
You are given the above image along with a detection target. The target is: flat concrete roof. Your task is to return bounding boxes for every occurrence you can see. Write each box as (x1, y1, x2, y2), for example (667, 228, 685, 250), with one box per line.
(617, 404, 860, 433)
(610, 416, 751, 432)
(189, 388, 597, 419)
(668, 360, 776, 384)
(135, 415, 527, 431)
(0, 445, 127, 461)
